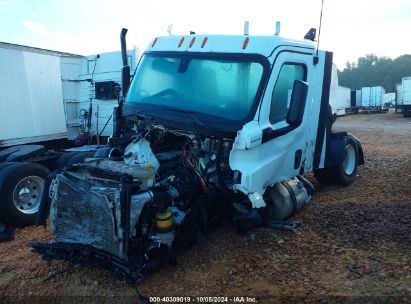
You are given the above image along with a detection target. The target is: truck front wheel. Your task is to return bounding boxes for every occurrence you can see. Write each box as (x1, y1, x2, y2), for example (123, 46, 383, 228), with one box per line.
(0, 163, 50, 226)
(314, 135, 359, 186)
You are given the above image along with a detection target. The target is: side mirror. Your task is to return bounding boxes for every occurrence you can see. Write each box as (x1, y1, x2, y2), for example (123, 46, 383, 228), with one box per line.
(286, 80, 308, 126)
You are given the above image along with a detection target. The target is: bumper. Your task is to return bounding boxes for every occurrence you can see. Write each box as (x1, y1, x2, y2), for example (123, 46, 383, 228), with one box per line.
(28, 241, 145, 282)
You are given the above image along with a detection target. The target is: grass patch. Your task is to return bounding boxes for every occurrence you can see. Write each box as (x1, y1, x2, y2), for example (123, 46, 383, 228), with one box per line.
(385, 256, 397, 264)
(271, 231, 284, 242)
(7, 273, 20, 282)
(215, 259, 233, 269)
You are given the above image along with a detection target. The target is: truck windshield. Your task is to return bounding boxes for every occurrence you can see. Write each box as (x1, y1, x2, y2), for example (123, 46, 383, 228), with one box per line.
(126, 54, 265, 122)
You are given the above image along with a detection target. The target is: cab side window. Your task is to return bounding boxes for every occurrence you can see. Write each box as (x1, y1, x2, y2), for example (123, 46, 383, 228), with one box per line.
(269, 64, 305, 124)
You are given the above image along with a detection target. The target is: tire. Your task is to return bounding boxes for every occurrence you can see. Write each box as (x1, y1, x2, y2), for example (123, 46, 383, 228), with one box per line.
(314, 135, 359, 186)
(0, 163, 50, 226)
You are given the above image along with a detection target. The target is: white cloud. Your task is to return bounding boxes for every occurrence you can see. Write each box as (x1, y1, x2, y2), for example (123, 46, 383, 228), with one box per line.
(22, 20, 66, 40)
(23, 20, 45, 33)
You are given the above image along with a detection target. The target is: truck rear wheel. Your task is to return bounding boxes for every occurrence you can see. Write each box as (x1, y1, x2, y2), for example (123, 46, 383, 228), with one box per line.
(314, 135, 359, 186)
(0, 163, 50, 226)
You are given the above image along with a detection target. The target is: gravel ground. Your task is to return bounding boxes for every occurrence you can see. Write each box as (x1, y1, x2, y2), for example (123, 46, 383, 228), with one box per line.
(0, 111, 410, 303)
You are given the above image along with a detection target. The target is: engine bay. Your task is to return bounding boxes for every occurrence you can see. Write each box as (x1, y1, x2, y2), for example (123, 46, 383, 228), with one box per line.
(30, 125, 312, 282)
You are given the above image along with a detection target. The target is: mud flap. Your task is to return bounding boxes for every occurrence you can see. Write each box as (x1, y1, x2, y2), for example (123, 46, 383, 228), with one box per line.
(325, 132, 347, 167)
(326, 132, 364, 168)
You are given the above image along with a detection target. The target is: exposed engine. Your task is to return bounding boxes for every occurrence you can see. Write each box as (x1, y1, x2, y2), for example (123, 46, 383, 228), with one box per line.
(32, 127, 239, 280)
(31, 126, 312, 281)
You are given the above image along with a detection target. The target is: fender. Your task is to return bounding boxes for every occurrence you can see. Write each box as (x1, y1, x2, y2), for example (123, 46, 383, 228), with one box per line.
(350, 133, 365, 165)
(324, 132, 364, 168)
(0, 162, 26, 190)
(0, 145, 45, 162)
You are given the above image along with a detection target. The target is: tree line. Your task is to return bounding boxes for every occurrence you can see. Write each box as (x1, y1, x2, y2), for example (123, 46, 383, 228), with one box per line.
(338, 54, 411, 93)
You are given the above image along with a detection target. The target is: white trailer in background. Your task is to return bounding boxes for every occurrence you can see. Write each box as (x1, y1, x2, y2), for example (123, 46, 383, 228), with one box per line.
(395, 83, 403, 113)
(0, 43, 81, 147)
(0, 42, 138, 147)
(329, 64, 351, 116)
(329, 64, 339, 115)
(402, 77, 411, 117)
(361, 86, 385, 112)
(331, 86, 351, 116)
(355, 90, 362, 107)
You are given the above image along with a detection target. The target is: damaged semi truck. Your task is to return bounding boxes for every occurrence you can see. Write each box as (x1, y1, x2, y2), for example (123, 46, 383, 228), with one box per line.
(30, 28, 364, 281)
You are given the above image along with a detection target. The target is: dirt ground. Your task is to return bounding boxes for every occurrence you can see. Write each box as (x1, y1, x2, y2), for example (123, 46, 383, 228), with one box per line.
(1, 111, 410, 303)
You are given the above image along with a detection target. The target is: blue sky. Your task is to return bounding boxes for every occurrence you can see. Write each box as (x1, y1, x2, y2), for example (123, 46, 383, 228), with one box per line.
(1, 0, 410, 69)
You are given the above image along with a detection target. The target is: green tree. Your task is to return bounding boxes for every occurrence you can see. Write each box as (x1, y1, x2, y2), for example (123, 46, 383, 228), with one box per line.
(338, 54, 411, 92)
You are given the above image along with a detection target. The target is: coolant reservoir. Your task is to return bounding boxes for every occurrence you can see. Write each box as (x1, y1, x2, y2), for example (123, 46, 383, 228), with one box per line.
(266, 177, 309, 220)
(124, 138, 160, 170)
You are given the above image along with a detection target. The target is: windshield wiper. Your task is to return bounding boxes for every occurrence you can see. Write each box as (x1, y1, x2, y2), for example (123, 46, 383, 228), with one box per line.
(165, 107, 210, 130)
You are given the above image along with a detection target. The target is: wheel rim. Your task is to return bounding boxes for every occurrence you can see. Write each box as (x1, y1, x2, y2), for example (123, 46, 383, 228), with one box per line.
(343, 144, 356, 175)
(13, 176, 44, 214)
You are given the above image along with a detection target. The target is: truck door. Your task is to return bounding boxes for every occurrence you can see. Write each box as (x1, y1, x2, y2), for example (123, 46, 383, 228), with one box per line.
(257, 51, 315, 186)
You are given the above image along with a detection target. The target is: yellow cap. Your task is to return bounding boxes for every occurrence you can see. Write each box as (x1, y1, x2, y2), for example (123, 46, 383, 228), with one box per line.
(155, 210, 174, 230)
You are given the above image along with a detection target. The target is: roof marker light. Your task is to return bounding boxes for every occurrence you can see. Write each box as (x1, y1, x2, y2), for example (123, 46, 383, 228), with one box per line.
(178, 37, 185, 48)
(242, 37, 249, 49)
(201, 37, 208, 48)
(244, 21, 249, 35)
(189, 37, 196, 48)
(275, 21, 281, 35)
(151, 38, 158, 47)
(167, 24, 172, 36)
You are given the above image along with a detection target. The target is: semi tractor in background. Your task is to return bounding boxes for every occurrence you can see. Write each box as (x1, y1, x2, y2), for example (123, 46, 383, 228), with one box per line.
(329, 64, 351, 117)
(0, 42, 138, 225)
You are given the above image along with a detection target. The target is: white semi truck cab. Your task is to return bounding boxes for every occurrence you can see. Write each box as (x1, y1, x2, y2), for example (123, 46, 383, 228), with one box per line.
(29, 29, 364, 281)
